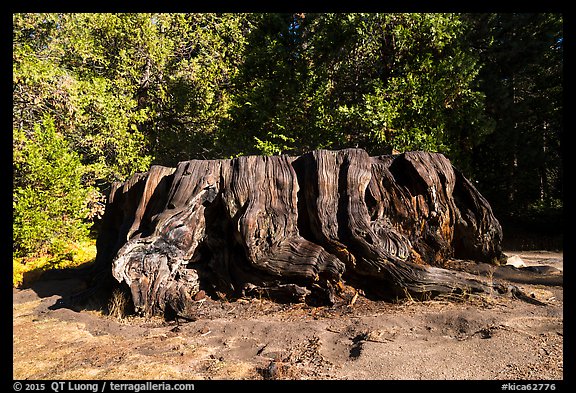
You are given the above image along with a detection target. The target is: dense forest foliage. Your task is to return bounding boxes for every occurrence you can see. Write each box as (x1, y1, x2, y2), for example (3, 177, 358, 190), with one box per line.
(12, 13, 563, 270)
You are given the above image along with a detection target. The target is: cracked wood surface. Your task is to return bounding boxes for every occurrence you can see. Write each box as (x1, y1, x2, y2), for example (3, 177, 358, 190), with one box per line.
(94, 149, 505, 318)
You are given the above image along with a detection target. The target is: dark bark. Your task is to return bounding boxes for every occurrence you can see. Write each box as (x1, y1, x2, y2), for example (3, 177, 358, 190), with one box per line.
(94, 149, 508, 318)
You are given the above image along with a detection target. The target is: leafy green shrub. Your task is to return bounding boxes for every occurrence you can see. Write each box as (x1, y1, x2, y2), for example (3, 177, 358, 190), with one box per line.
(13, 116, 91, 258)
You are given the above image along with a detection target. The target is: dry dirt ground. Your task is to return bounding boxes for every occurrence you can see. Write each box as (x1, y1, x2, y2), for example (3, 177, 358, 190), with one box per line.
(13, 251, 563, 381)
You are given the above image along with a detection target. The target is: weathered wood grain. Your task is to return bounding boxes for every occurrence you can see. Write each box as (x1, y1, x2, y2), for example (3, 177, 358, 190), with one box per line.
(94, 149, 508, 318)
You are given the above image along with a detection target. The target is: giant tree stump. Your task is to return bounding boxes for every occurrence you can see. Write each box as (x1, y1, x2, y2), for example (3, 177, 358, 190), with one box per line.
(94, 149, 506, 318)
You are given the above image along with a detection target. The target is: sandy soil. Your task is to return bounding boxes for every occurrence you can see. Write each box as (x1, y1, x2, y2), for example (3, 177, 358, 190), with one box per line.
(13, 251, 563, 380)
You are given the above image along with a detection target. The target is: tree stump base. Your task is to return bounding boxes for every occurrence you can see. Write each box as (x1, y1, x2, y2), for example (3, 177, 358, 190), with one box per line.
(93, 149, 507, 318)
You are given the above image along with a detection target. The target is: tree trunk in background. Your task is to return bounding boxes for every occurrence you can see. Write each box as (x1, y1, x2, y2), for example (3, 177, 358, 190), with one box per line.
(93, 149, 505, 318)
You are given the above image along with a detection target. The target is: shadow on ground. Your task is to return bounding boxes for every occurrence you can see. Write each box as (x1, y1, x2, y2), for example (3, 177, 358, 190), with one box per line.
(17, 263, 116, 314)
